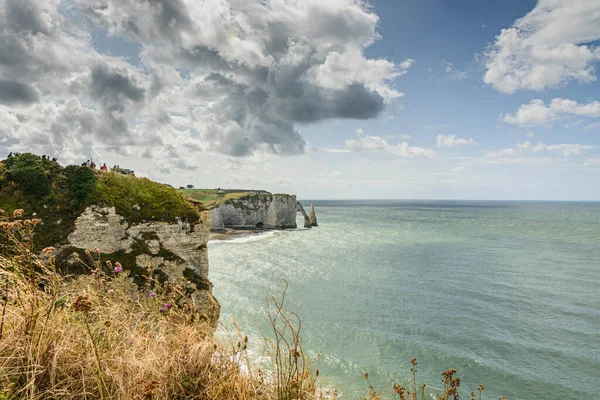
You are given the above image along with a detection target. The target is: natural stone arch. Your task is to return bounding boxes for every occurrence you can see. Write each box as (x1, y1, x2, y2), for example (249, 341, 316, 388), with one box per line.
(296, 202, 312, 228)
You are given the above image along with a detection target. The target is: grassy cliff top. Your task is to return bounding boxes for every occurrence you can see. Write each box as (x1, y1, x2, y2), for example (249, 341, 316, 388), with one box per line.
(0, 153, 200, 248)
(97, 173, 202, 223)
(180, 188, 272, 208)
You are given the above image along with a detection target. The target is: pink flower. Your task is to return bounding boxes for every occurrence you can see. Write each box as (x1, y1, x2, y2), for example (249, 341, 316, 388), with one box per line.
(149, 292, 156, 298)
(164, 303, 172, 309)
(91, 272, 96, 277)
(99, 330, 105, 336)
(94, 247, 100, 253)
(159, 307, 165, 312)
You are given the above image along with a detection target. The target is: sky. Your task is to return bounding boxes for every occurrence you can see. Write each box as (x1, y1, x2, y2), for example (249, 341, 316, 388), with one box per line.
(1, 0, 600, 200)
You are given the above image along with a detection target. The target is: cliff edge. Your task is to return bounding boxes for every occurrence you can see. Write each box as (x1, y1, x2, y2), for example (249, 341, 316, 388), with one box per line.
(0, 153, 219, 326)
(181, 189, 315, 231)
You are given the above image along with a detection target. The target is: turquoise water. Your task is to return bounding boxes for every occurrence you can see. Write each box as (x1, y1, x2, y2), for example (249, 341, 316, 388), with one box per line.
(208, 201, 600, 399)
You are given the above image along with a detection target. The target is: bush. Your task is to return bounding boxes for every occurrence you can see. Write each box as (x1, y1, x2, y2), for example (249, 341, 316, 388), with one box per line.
(65, 165, 98, 204)
(2, 153, 49, 199)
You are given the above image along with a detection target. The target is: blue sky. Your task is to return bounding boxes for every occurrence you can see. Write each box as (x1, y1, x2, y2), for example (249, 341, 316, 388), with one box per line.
(1, 0, 599, 199)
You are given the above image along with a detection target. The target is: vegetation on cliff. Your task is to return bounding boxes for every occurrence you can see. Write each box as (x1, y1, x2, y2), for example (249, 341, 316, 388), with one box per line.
(0, 153, 201, 248)
(96, 172, 201, 223)
(0, 212, 320, 399)
(179, 188, 272, 208)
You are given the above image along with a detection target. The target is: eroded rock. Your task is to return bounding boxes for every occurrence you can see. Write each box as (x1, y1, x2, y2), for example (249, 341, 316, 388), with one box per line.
(63, 206, 219, 327)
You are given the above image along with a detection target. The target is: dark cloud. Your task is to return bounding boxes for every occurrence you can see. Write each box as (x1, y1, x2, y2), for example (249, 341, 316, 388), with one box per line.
(91, 65, 145, 102)
(5, 0, 53, 35)
(0, 80, 39, 105)
(90, 65, 145, 143)
(331, 84, 385, 119)
(1, 0, 405, 167)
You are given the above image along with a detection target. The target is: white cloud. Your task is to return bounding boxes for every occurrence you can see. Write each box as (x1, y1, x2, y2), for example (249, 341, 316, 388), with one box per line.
(388, 142, 436, 159)
(486, 140, 592, 158)
(442, 60, 469, 80)
(484, 0, 600, 93)
(526, 131, 536, 138)
(584, 157, 600, 166)
(584, 121, 600, 131)
(503, 98, 600, 126)
(0, 0, 411, 173)
(546, 144, 593, 157)
(436, 134, 476, 148)
(345, 135, 388, 152)
(383, 133, 411, 140)
(342, 128, 435, 159)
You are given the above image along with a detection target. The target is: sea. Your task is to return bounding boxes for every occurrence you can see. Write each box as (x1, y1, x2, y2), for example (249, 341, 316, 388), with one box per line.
(208, 200, 600, 400)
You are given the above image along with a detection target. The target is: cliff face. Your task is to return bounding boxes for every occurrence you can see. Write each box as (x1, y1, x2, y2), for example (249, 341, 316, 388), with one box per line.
(211, 194, 306, 231)
(62, 205, 219, 325)
(0, 154, 219, 327)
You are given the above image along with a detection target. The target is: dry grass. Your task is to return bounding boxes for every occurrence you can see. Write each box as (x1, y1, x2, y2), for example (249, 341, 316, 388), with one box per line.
(0, 209, 506, 400)
(0, 210, 321, 400)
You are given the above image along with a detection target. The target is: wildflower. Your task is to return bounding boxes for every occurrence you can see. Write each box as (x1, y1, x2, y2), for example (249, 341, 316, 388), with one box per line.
(13, 209, 24, 218)
(393, 384, 406, 400)
(72, 295, 93, 313)
(91, 272, 96, 278)
(114, 265, 123, 274)
(99, 330, 105, 336)
(159, 307, 165, 312)
(164, 303, 172, 308)
(94, 247, 100, 253)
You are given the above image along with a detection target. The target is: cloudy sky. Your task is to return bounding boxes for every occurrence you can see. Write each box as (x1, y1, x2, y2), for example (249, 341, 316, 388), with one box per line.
(1, 0, 599, 200)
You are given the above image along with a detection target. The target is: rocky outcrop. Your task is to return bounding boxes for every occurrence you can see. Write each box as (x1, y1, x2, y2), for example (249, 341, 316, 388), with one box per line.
(211, 194, 309, 230)
(63, 206, 219, 326)
(296, 202, 312, 228)
(309, 204, 318, 226)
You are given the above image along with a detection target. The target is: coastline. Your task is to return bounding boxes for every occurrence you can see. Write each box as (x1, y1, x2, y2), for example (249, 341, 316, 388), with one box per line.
(209, 228, 269, 241)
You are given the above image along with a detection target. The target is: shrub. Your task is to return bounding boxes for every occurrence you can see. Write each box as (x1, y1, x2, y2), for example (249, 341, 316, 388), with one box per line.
(64, 165, 98, 204)
(2, 153, 49, 199)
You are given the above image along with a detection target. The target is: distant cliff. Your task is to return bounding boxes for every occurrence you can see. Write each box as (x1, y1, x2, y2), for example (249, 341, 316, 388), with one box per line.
(210, 193, 312, 231)
(0, 153, 219, 326)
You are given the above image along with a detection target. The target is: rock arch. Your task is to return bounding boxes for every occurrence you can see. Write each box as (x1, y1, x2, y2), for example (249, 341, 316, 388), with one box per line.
(296, 202, 312, 228)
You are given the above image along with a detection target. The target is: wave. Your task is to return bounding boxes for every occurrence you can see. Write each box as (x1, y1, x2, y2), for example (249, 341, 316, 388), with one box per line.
(210, 230, 280, 244)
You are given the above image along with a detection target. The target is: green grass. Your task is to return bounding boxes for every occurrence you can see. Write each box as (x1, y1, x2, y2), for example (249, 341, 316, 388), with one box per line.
(179, 189, 220, 204)
(179, 189, 271, 208)
(96, 173, 202, 224)
(0, 154, 205, 249)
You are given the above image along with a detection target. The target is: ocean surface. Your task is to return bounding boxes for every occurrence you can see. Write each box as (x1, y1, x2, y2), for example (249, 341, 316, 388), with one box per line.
(208, 200, 600, 400)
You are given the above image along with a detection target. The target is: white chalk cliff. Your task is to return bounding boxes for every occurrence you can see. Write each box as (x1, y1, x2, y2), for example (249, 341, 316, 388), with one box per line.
(62, 206, 219, 326)
(211, 194, 313, 231)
